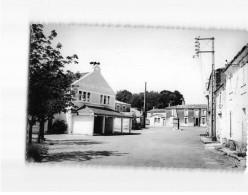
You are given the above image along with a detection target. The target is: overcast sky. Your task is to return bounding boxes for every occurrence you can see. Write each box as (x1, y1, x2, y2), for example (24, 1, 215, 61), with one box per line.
(43, 24, 247, 104)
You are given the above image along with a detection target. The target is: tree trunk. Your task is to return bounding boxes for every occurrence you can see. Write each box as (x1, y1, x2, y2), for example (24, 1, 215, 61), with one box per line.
(38, 118, 46, 143)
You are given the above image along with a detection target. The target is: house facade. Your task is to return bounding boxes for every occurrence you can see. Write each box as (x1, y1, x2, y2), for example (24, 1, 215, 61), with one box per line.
(205, 68, 226, 139)
(147, 104, 207, 127)
(216, 44, 248, 152)
(55, 64, 132, 135)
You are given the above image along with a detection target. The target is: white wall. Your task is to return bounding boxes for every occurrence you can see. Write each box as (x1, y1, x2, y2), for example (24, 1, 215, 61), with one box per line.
(72, 115, 94, 135)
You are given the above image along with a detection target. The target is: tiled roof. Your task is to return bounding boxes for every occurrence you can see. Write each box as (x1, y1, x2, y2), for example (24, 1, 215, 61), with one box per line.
(73, 104, 132, 118)
(147, 109, 167, 113)
(224, 44, 248, 72)
(168, 104, 207, 109)
(115, 100, 131, 105)
(148, 104, 207, 112)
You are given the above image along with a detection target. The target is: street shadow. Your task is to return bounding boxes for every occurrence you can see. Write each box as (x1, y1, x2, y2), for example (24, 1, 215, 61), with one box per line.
(45, 139, 104, 146)
(93, 132, 141, 136)
(43, 150, 128, 162)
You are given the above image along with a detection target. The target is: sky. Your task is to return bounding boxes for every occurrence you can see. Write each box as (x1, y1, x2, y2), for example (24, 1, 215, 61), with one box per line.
(43, 24, 247, 104)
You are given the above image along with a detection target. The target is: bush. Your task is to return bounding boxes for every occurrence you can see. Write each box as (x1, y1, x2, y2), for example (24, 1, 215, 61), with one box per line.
(51, 119, 67, 134)
(26, 143, 48, 162)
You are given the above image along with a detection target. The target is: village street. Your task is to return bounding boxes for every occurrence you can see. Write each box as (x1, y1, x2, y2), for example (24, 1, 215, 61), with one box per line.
(42, 126, 244, 170)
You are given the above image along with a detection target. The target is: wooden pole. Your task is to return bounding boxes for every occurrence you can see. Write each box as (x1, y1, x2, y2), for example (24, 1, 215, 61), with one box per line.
(143, 82, 147, 128)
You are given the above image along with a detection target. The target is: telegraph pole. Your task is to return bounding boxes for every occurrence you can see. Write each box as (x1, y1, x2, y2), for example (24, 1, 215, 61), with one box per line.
(143, 82, 147, 128)
(194, 37, 216, 141)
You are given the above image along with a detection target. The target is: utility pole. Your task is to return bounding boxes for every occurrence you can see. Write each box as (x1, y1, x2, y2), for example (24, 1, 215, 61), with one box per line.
(143, 82, 147, 128)
(194, 37, 216, 141)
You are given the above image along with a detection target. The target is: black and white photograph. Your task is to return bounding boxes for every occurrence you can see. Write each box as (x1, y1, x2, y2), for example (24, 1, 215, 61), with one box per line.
(26, 23, 247, 170)
(1, 0, 248, 192)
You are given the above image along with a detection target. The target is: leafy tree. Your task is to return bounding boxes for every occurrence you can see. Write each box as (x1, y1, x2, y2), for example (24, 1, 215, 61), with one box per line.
(116, 90, 133, 104)
(131, 93, 144, 110)
(28, 24, 78, 143)
(146, 91, 159, 110)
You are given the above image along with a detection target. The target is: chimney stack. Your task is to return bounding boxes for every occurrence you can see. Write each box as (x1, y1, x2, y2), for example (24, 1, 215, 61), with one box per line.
(182, 98, 185, 105)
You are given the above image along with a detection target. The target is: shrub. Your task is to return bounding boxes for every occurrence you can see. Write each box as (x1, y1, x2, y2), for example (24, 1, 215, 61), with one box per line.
(51, 119, 67, 134)
(26, 143, 48, 162)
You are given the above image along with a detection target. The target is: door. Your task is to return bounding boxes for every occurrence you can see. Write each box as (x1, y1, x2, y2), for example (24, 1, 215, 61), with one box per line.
(72, 115, 94, 135)
(195, 118, 199, 126)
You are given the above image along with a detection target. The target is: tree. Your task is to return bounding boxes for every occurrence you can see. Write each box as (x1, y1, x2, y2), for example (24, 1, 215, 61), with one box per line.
(131, 93, 144, 110)
(116, 90, 133, 104)
(28, 24, 78, 143)
(146, 91, 159, 110)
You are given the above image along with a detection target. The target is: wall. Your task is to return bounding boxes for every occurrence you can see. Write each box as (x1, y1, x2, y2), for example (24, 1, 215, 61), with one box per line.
(71, 115, 94, 135)
(114, 118, 131, 131)
(149, 115, 165, 126)
(224, 58, 248, 151)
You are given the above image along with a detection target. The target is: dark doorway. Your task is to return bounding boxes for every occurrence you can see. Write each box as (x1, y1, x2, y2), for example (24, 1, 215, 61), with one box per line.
(195, 118, 199, 126)
(94, 116, 103, 134)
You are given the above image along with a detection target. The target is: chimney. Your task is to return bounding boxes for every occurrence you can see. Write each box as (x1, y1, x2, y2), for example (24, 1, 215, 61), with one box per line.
(182, 98, 185, 105)
(168, 103, 170, 107)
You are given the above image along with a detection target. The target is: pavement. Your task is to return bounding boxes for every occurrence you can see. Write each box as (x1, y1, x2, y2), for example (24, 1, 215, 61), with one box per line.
(40, 126, 246, 171)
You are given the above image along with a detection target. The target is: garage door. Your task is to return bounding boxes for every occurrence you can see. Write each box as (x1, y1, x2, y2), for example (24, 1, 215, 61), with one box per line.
(72, 115, 94, 135)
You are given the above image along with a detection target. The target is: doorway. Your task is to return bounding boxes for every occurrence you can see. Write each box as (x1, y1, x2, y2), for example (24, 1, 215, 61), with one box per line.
(195, 118, 199, 126)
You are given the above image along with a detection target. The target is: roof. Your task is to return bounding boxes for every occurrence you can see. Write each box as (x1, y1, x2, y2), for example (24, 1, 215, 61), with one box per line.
(168, 104, 207, 109)
(147, 108, 167, 113)
(150, 114, 165, 118)
(224, 44, 248, 72)
(80, 72, 89, 77)
(115, 100, 131, 105)
(73, 104, 132, 118)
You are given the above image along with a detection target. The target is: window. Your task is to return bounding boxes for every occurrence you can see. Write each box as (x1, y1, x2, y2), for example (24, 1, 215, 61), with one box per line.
(78, 91, 82, 100)
(82, 92, 86, 101)
(154, 118, 157, 122)
(87, 92, 90, 102)
(107, 96, 110, 105)
(123, 106, 126, 112)
(184, 117, 188, 124)
(184, 109, 188, 117)
(171, 109, 176, 117)
(104, 96, 106, 104)
(202, 109, 206, 116)
(157, 118, 160, 123)
(195, 109, 199, 116)
(202, 117, 205, 124)
(116, 105, 120, 112)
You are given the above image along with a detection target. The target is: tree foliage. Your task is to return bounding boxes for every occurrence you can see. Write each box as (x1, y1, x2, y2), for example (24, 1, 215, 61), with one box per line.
(28, 24, 79, 143)
(117, 89, 184, 111)
(116, 90, 133, 104)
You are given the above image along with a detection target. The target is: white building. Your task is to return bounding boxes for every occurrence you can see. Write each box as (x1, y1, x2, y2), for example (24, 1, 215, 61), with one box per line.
(214, 44, 248, 152)
(55, 64, 132, 135)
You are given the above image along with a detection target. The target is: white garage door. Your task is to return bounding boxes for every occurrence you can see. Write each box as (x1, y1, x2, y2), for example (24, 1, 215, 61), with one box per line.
(72, 115, 94, 135)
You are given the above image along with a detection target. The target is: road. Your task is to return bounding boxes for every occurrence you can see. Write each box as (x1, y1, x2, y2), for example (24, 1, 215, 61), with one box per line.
(42, 126, 244, 170)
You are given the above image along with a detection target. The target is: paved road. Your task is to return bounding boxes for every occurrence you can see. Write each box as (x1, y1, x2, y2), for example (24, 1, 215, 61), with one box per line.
(42, 126, 244, 170)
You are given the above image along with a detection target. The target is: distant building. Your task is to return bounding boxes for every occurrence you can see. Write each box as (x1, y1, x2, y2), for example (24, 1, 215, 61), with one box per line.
(147, 104, 207, 127)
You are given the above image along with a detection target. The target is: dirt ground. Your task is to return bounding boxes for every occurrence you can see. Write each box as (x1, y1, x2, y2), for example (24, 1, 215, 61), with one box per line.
(41, 126, 245, 171)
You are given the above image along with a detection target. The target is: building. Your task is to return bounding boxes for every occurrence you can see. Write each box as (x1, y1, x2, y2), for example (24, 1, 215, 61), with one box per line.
(147, 104, 207, 127)
(167, 104, 207, 127)
(54, 64, 132, 135)
(215, 44, 248, 152)
(205, 68, 226, 138)
(114, 100, 132, 132)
